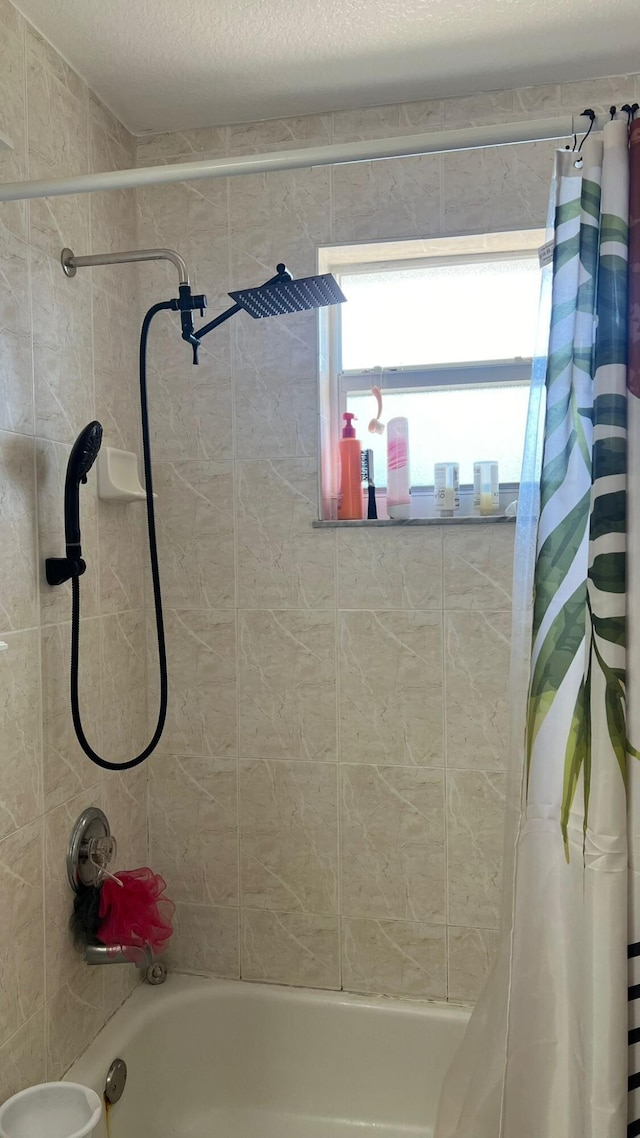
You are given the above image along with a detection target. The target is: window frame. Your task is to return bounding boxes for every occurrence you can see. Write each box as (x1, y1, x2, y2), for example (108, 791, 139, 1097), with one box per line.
(316, 230, 545, 519)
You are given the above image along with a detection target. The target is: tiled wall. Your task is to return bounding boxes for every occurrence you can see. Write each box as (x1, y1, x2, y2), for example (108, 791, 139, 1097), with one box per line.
(135, 71, 640, 1002)
(0, 0, 148, 1102)
(1, 0, 639, 1097)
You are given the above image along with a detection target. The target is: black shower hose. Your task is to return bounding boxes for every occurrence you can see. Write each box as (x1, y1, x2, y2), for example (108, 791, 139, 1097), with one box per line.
(70, 299, 175, 770)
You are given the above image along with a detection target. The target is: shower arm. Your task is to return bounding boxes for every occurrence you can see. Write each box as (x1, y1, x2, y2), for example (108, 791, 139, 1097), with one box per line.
(61, 245, 191, 287)
(61, 245, 208, 360)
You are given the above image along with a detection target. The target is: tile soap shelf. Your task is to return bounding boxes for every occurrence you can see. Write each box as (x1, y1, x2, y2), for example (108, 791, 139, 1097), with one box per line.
(313, 516, 516, 528)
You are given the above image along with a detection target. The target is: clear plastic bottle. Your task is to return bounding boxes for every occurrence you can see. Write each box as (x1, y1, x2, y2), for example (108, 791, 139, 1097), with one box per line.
(434, 463, 460, 518)
(387, 417, 411, 520)
(473, 461, 500, 515)
(338, 412, 363, 520)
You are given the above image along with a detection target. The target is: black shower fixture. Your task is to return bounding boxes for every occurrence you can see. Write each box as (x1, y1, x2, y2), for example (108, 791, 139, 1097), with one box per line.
(47, 247, 346, 772)
(184, 263, 346, 364)
(45, 421, 103, 587)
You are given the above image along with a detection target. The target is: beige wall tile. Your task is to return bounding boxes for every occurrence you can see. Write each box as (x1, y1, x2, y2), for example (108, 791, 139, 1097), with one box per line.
(443, 91, 514, 128)
(232, 313, 319, 460)
(41, 620, 103, 812)
(339, 611, 443, 766)
(0, 229, 32, 436)
(236, 460, 336, 609)
(135, 127, 227, 162)
(31, 248, 94, 444)
(240, 759, 338, 914)
(445, 611, 511, 770)
(97, 501, 145, 616)
(242, 909, 340, 988)
(149, 753, 238, 905)
(0, 820, 44, 1047)
(0, 10, 28, 244)
(560, 77, 637, 114)
(230, 167, 331, 288)
(146, 334, 233, 463)
(444, 525, 514, 610)
(332, 155, 441, 243)
(399, 100, 443, 132)
(513, 84, 561, 118)
(103, 768, 148, 870)
(159, 608, 237, 758)
(165, 903, 239, 977)
(0, 431, 37, 633)
(342, 917, 446, 998)
(238, 610, 336, 761)
(448, 925, 500, 1003)
(333, 105, 401, 142)
(0, 1008, 46, 1106)
(447, 769, 506, 929)
(92, 287, 140, 451)
(0, 629, 42, 841)
(442, 141, 556, 235)
(45, 964, 104, 1080)
(341, 765, 445, 922)
(228, 115, 332, 155)
(153, 461, 235, 610)
(26, 29, 87, 176)
(101, 611, 148, 761)
(337, 528, 442, 610)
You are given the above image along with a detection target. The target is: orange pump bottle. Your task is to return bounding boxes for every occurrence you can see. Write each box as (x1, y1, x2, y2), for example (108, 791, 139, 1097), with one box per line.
(338, 412, 363, 520)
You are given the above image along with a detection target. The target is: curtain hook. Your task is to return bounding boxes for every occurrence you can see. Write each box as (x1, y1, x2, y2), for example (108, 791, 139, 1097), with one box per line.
(578, 109, 596, 150)
(609, 105, 617, 120)
(622, 104, 634, 127)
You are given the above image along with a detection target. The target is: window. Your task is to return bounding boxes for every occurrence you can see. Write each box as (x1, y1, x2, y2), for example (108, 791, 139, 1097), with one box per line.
(317, 230, 544, 520)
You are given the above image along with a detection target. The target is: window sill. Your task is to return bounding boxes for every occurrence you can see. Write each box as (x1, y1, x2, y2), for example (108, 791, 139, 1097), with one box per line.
(312, 516, 516, 528)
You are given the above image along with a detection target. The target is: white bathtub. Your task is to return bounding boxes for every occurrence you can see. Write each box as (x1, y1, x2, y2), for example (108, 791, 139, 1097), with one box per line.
(66, 975, 469, 1138)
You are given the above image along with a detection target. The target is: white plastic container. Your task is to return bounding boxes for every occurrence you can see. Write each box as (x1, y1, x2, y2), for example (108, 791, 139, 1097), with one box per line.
(434, 463, 460, 518)
(387, 417, 411, 520)
(473, 461, 500, 516)
(0, 1082, 102, 1138)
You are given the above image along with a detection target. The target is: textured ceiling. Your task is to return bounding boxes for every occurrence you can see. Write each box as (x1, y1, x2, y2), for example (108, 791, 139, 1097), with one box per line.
(13, 0, 640, 134)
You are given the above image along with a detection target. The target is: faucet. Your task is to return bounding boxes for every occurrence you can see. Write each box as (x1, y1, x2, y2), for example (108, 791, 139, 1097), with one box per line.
(84, 941, 167, 984)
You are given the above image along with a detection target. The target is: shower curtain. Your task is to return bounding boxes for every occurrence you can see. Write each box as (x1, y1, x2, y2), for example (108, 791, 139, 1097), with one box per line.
(436, 117, 637, 1138)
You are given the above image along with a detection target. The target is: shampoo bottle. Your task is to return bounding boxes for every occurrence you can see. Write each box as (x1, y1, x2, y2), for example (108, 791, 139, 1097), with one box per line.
(387, 416, 411, 519)
(338, 412, 363, 520)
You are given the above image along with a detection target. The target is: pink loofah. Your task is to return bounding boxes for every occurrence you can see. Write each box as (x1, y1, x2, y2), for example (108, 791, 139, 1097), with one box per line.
(98, 868, 175, 962)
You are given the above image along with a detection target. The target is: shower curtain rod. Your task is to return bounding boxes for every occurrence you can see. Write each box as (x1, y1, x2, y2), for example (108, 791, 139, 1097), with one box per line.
(0, 113, 604, 202)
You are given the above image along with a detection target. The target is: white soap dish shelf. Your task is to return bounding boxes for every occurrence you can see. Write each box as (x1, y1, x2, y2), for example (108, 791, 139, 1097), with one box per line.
(97, 447, 156, 503)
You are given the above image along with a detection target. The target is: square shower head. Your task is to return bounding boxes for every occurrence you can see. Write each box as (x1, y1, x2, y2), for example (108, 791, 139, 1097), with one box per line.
(229, 273, 346, 319)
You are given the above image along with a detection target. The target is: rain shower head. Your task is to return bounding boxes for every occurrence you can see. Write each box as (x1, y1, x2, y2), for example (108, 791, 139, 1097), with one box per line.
(229, 271, 346, 319)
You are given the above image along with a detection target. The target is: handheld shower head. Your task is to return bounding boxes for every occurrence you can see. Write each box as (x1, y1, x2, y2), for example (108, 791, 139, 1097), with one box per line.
(45, 421, 103, 586)
(69, 421, 103, 488)
(66, 422, 102, 548)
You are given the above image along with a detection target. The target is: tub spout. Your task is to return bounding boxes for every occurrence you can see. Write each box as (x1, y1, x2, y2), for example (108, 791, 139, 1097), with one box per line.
(84, 941, 168, 983)
(84, 941, 153, 968)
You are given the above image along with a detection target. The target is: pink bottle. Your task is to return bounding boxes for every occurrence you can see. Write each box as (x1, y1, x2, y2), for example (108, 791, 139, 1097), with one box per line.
(387, 417, 411, 519)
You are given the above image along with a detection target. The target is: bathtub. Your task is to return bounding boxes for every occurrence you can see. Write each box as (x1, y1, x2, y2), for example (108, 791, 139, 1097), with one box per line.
(66, 974, 469, 1138)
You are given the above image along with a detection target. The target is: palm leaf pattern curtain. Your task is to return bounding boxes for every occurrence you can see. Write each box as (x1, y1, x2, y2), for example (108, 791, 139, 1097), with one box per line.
(436, 118, 634, 1138)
